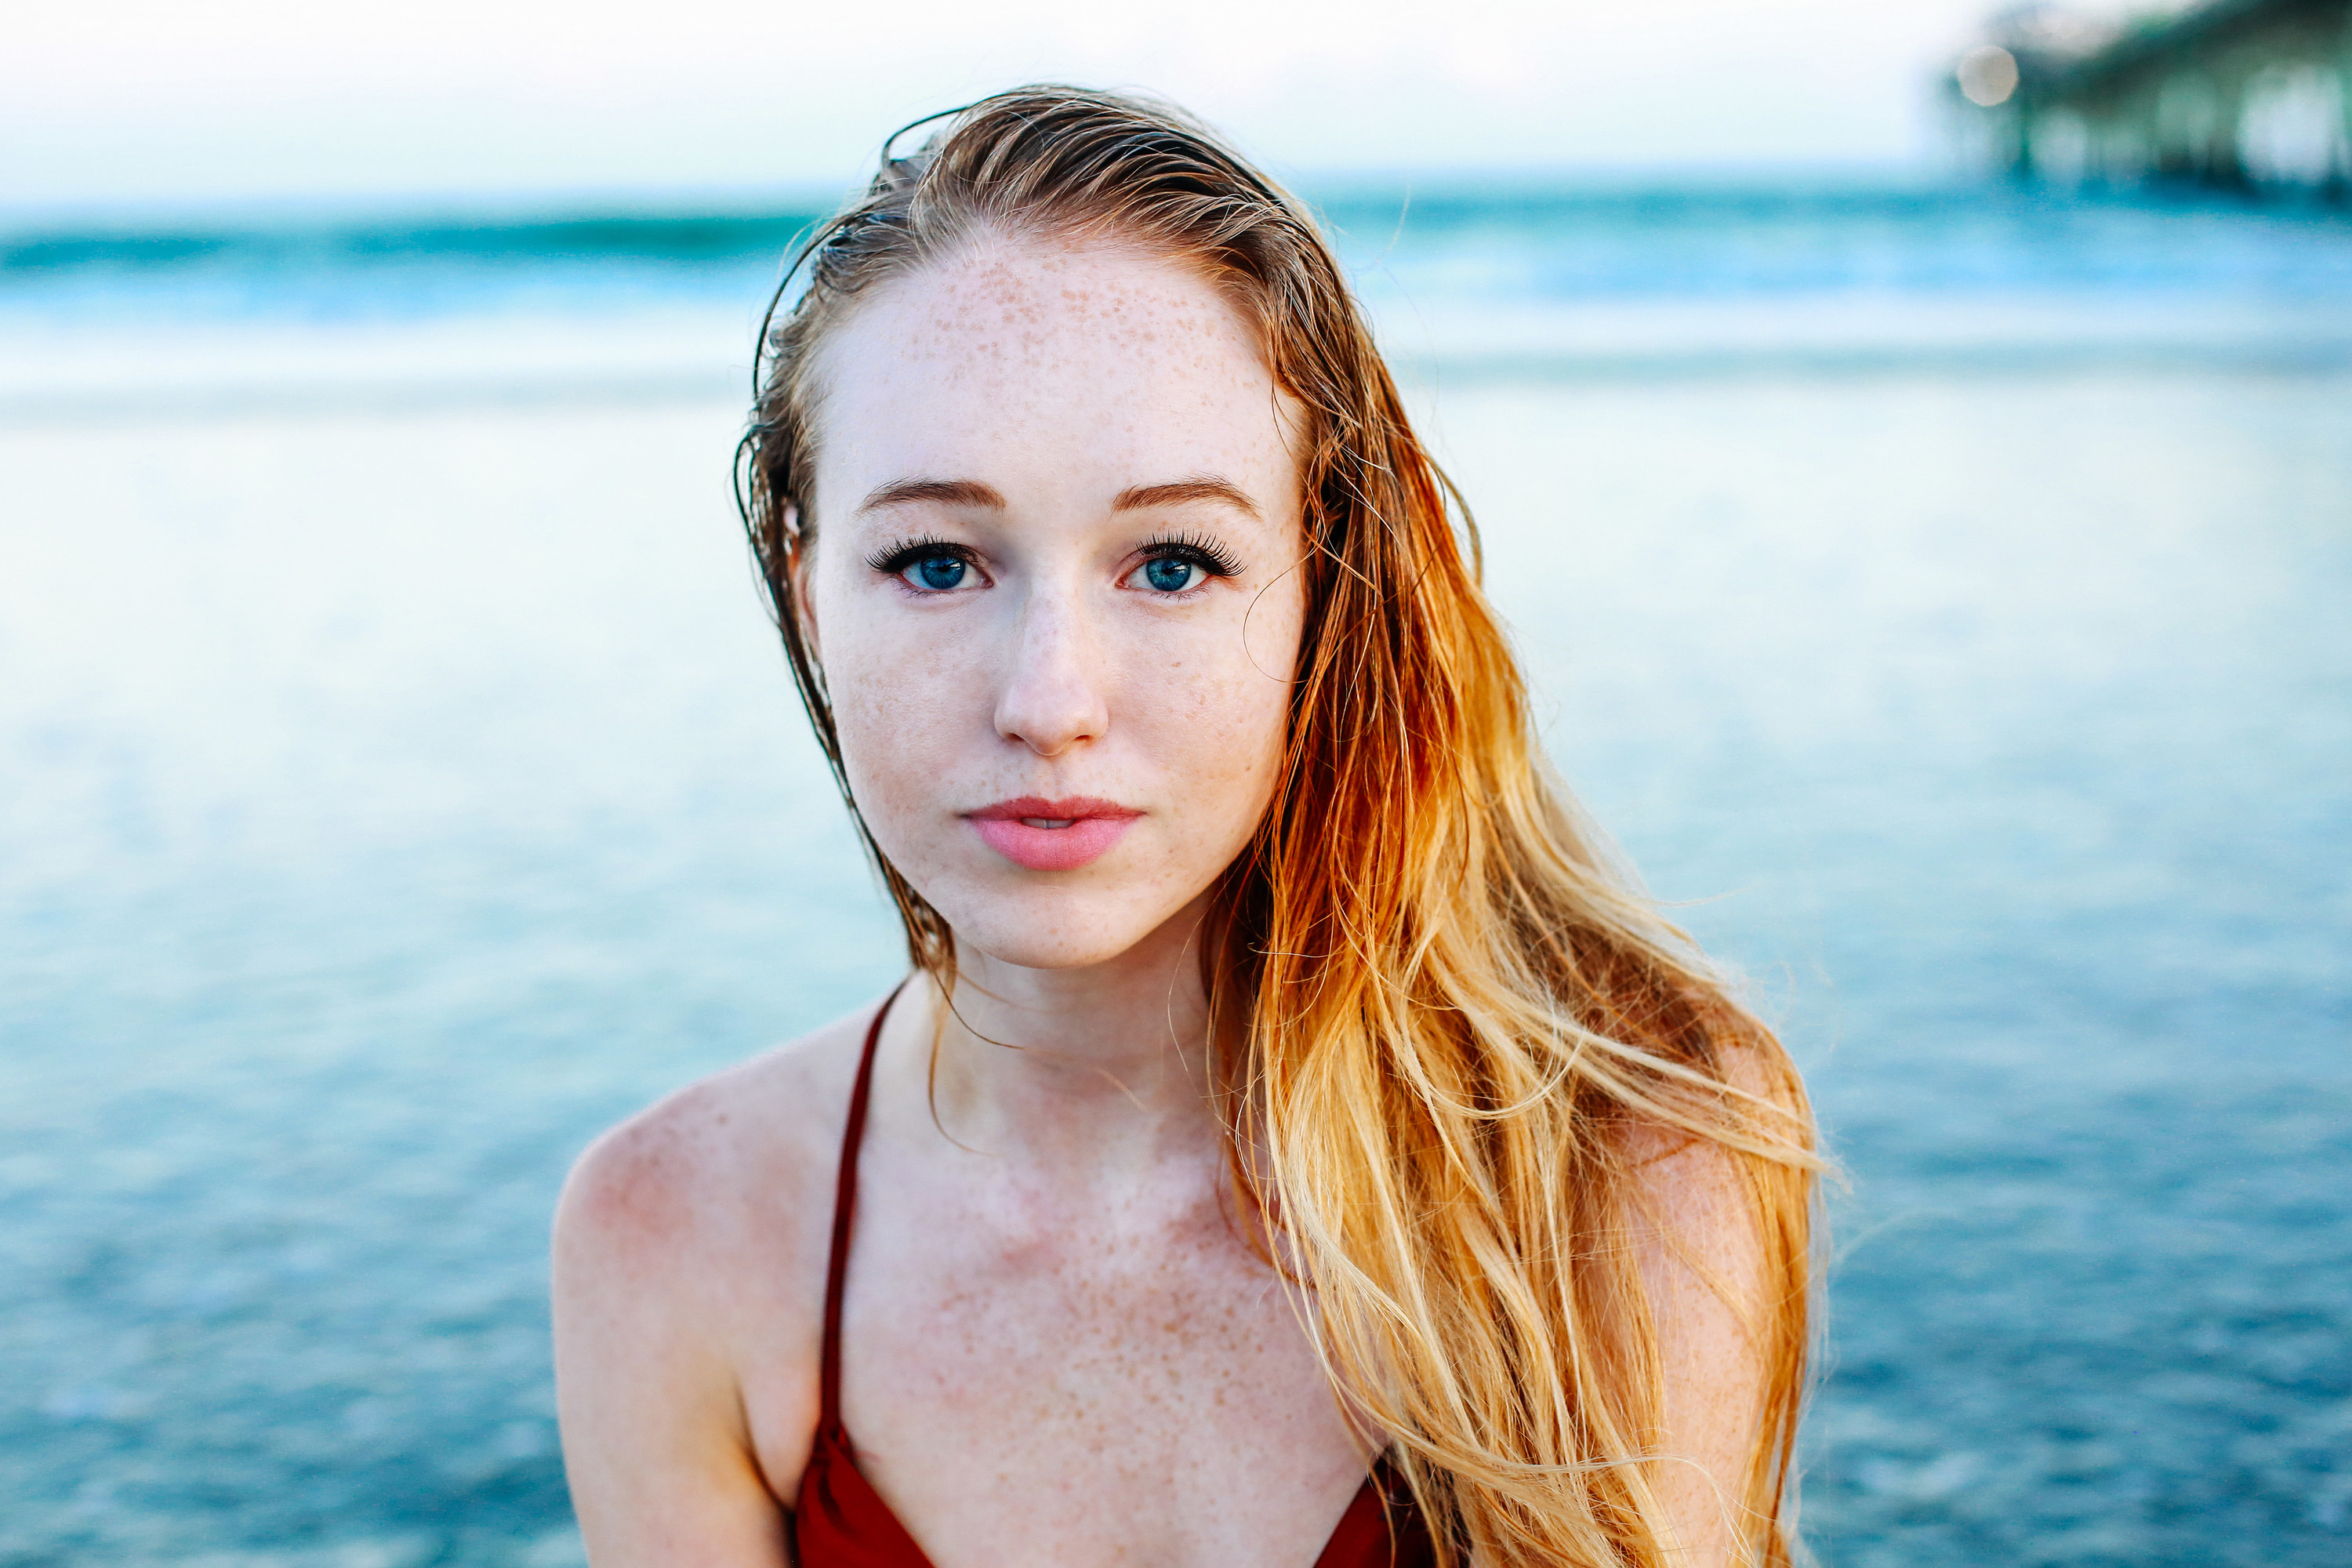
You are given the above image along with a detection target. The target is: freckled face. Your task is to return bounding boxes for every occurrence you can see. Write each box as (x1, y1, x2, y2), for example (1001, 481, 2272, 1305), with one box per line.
(803, 236, 1307, 970)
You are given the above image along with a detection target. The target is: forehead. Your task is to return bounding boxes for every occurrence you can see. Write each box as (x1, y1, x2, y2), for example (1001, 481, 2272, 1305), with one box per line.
(808, 234, 1299, 514)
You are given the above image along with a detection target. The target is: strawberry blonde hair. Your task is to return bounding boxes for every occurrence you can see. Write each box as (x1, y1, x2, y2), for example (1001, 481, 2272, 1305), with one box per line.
(739, 85, 1820, 1568)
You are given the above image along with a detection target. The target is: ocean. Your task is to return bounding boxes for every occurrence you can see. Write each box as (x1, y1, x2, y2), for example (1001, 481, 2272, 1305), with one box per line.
(2, 179, 2348, 1566)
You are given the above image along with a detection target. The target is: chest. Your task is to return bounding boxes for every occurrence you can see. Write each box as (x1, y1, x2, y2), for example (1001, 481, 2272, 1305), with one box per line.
(816, 1162, 1367, 1566)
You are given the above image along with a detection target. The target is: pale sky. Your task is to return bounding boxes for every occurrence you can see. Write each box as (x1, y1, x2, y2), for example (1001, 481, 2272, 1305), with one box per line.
(2, 0, 2034, 211)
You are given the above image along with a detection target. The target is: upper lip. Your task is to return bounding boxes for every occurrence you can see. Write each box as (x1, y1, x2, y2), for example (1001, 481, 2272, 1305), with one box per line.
(965, 795, 1141, 822)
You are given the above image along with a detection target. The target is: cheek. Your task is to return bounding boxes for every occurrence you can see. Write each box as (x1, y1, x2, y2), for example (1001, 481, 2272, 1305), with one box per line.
(1147, 597, 1303, 813)
(816, 583, 972, 825)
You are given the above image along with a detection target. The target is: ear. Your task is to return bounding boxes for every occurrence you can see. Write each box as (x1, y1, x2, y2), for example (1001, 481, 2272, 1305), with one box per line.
(785, 503, 821, 661)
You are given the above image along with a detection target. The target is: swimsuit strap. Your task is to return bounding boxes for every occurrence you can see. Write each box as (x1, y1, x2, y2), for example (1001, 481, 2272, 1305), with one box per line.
(818, 985, 903, 1434)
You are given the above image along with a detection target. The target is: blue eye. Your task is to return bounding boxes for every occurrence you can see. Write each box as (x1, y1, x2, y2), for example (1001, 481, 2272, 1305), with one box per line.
(867, 536, 984, 593)
(1128, 533, 1242, 594)
(1142, 557, 1200, 593)
(911, 554, 967, 591)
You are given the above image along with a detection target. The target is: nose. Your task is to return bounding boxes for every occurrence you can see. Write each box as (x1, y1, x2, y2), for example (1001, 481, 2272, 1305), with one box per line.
(993, 584, 1110, 759)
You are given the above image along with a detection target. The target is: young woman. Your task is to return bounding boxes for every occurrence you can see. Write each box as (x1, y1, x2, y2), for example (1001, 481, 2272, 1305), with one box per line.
(553, 88, 1820, 1568)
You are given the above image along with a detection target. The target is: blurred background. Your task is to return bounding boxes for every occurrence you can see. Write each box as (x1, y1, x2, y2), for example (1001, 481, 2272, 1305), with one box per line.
(3, 1, 2348, 1564)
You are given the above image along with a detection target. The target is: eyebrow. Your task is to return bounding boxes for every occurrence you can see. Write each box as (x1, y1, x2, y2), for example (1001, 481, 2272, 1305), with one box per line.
(854, 475, 1261, 520)
(1114, 478, 1260, 520)
(856, 477, 1007, 514)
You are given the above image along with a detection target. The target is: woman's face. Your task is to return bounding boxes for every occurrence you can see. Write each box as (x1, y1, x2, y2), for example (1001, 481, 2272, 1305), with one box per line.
(803, 234, 1308, 971)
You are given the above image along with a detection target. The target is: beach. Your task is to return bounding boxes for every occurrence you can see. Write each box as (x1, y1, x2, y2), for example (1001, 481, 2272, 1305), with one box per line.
(3, 181, 2349, 1565)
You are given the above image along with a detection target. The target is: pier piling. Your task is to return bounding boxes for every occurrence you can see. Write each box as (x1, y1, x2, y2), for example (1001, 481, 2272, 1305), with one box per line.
(1951, 0, 2352, 194)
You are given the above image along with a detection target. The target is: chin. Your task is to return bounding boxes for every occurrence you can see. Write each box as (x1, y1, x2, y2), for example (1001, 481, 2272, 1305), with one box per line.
(959, 927, 1149, 972)
(911, 866, 1205, 975)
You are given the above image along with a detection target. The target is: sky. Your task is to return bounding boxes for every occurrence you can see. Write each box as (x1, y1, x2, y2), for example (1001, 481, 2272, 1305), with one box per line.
(2, 0, 2074, 212)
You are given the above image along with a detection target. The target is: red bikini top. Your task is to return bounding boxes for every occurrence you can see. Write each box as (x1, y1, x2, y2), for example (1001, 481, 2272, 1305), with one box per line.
(792, 992, 1436, 1567)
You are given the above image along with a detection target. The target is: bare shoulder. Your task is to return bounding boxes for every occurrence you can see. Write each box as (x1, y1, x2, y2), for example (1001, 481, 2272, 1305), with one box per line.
(555, 1002, 875, 1275)
(1618, 1039, 1809, 1566)
(1618, 1039, 1795, 1232)
(550, 998, 888, 1561)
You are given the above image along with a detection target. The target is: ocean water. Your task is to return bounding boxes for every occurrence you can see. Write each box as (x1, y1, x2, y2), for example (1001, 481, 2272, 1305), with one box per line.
(2, 182, 2349, 1566)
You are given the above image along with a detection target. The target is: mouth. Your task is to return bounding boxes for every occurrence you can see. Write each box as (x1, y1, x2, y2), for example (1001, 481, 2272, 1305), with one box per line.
(964, 796, 1142, 872)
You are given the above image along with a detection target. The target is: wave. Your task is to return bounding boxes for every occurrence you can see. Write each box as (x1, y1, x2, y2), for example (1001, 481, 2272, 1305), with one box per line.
(0, 209, 829, 275)
(5, 180, 2350, 328)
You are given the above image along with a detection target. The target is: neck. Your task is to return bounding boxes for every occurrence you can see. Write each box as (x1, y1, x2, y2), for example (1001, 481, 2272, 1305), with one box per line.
(919, 891, 1223, 1171)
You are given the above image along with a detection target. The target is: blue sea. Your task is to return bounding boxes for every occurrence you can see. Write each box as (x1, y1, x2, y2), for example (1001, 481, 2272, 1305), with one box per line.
(3, 179, 2349, 1566)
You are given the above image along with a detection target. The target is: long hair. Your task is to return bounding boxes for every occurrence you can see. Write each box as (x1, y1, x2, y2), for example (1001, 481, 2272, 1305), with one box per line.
(739, 85, 1820, 1567)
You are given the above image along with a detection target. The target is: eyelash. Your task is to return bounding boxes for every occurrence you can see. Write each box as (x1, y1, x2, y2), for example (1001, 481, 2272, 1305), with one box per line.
(1134, 531, 1243, 583)
(865, 533, 975, 578)
(862, 532, 1244, 587)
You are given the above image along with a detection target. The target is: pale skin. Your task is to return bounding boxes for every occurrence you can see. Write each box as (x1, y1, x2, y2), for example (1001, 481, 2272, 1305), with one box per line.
(552, 234, 1769, 1566)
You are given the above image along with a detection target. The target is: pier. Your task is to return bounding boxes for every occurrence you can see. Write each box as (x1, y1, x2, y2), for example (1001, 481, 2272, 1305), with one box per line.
(1952, 0, 2352, 191)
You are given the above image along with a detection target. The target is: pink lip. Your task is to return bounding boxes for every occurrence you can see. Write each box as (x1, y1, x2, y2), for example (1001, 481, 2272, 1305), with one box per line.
(965, 795, 1142, 872)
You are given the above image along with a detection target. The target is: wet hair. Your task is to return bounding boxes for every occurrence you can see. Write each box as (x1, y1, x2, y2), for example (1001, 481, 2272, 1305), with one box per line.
(739, 85, 1819, 1568)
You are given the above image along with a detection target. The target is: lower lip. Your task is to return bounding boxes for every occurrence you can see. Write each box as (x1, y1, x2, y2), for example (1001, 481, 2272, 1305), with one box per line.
(970, 814, 1139, 872)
